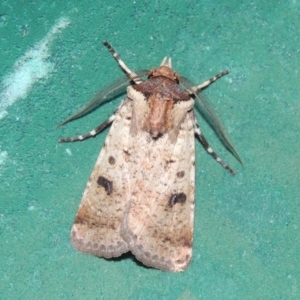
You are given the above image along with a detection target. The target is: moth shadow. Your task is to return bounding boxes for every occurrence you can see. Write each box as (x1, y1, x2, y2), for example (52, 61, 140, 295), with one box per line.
(103, 252, 153, 271)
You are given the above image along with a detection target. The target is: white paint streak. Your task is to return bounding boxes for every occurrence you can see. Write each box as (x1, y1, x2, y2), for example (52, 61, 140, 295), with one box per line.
(66, 148, 72, 156)
(28, 205, 35, 211)
(0, 17, 70, 120)
(0, 148, 8, 176)
(0, 149, 8, 165)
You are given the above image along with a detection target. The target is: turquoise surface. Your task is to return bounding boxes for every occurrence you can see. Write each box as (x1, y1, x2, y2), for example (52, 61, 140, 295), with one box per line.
(0, 1, 299, 299)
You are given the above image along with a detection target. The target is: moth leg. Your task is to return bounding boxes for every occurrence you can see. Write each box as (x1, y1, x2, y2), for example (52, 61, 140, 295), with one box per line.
(181, 70, 241, 164)
(103, 41, 142, 84)
(187, 70, 229, 94)
(59, 114, 115, 143)
(59, 98, 132, 142)
(194, 117, 235, 175)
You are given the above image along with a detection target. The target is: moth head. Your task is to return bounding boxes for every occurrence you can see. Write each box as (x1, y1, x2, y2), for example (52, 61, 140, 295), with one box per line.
(149, 57, 180, 82)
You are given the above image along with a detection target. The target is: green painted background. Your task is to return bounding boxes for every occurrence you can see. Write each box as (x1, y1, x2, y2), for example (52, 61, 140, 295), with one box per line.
(1, 1, 299, 299)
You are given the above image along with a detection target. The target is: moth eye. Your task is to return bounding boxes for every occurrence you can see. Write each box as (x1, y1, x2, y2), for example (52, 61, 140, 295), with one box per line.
(177, 171, 185, 178)
(108, 156, 116, 165)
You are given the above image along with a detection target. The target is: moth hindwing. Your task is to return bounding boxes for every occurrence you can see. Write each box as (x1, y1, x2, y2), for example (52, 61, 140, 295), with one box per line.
(59, 41, 239, 272)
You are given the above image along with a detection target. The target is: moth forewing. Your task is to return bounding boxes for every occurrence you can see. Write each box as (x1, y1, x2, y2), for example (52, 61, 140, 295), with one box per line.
(120, 110, 196, 271)
(70, 99, 133, 258)
(60, 41, 238, 272)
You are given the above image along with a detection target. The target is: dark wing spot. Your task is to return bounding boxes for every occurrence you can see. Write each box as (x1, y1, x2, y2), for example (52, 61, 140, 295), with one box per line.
(166, 159, 176, 164)
(97, 176, 113, 195)
(168, 192, 187, 207)
(123, 150, 130, 156)
(108, 156, 116, 165)
(177, 171, 185, 178)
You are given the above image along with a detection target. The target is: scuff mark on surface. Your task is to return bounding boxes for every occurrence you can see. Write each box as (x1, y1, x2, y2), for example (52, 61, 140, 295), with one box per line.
(0, 17, 70, 120)
(0, 147, 8, 176)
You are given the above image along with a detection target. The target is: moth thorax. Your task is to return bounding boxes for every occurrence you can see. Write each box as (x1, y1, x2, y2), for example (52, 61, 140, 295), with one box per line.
(145, 94, 173, 138)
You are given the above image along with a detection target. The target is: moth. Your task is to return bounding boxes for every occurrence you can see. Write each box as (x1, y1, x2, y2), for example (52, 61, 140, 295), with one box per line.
(59, 41, 240, 272)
